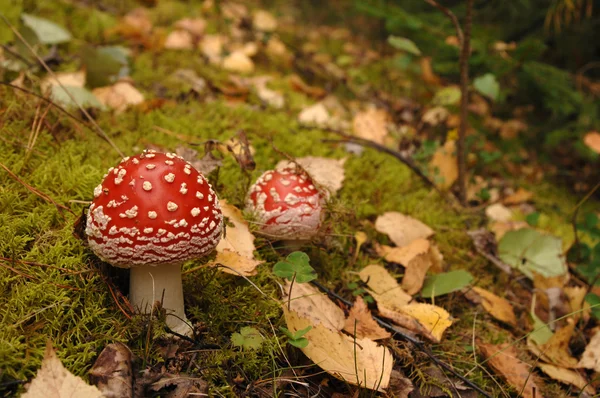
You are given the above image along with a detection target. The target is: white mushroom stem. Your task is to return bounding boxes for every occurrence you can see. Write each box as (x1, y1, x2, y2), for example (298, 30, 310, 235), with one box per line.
(129, 263, 191, 336)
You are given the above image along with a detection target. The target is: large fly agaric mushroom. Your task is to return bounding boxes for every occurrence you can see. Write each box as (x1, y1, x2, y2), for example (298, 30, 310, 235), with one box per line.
(86, 150, 223, 335)
(246, 166, 323, 240)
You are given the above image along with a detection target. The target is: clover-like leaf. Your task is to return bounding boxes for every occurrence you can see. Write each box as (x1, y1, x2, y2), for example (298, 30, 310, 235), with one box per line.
(473, 73, 500, 101)
(388, 36, 421, 56)
(231, 326, 263, 351)
(280, 326, 312, 348)
(273, 251, 317, 283)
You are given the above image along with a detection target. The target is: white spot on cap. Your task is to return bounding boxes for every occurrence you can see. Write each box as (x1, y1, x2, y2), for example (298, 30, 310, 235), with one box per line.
(114, 168, 127, 185)
(191, 207, 200, 217)
(180, 183, 188, 194)
(145, 153, 156, 159)
(183, 165, 191, 175)
(143, 227, 153, 233)
(132, 158, 139, 164)
(143, 181, 152, 191)
(166, 153, 175, 159)
(93, 184, 103, 198)
(123, 205, 138, 218)
(207, 195, 213, 202)
(197, 176, 204, 184)
(146, 164, 156, 170)
(167, 201, 178, 211)
(148, 211, 157, 219)
(196, 192, 204, 200)
(165, 160, 174, 166)
(164, 173, 175, 183)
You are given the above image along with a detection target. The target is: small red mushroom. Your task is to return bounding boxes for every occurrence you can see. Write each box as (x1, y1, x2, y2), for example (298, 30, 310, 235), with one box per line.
(246, 166, 323, 240)
(86, 150, 223, 335)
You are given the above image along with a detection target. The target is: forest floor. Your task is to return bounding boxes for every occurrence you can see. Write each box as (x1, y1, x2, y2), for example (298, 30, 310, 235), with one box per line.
(0, 0, 599, 397)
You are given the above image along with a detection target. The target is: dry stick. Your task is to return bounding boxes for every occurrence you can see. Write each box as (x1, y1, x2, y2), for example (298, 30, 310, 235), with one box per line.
(0, 15, 125, 158)
(310, 280, 492, 398)
(424, 0, 472, 205)
(321, 129, 461, 212)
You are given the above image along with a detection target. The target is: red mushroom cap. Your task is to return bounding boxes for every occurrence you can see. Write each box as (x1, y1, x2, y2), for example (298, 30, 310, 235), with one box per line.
(246, 166, 323, 239)
(86, 150, 223, 267)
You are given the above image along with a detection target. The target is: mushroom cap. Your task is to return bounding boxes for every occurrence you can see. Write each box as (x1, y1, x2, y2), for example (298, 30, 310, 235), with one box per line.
(86, 150, 223, 268)
(246, 166, 323, 240)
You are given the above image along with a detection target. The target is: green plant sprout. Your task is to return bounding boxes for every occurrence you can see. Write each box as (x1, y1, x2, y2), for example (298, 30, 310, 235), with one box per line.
(279, 326, 312, 349)
(346, 282, 374, 303)
(273, 251, 317, 310)
(231, 326, 263, 351)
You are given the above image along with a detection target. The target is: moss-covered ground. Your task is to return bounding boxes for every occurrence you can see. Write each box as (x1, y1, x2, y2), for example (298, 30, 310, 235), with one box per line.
(1, 0, 597, 396)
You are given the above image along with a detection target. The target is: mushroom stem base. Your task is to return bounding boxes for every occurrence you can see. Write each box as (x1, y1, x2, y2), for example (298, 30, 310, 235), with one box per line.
(129, 263, 191, 336)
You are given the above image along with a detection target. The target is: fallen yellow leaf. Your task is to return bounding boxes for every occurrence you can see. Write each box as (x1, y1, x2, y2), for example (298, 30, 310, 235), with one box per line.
(374, 212, 434, 248)
(469, 287, 517, 326)
(283, 308, 393, 391)
(343, 296, 391, 340)
(429, 140, 457, 190)
(359, 264, 411, 312)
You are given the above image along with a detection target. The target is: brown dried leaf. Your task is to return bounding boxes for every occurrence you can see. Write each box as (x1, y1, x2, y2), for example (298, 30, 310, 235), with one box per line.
(387, 370, 414, 398)
(288, 74, 326, 99)
(150, 375, 208, 398)
(377, 239, 436, 295)
(429, 140, 458, 190)
(359, 264, 411, 312)
(503, 187, 533, 205)
(283, 308, 393, 391)
(583, 131, 600, 154)
(375, 212, 434, 248)
(200, 34, 226, 64)
(40, 70, 86, 94)
(253, 10, 277, 32)
(164, 30, 193, 50)
(536, 321, 578, 368)
(499, 119, 527, 140)
(283, 280, 345, 331)
(352, 107, 389, 145)
(222, 51, 254, 74)
(276, 156, 346, 196)
(578, 328, 600, 372)
(92, 81, 144, 114)
(343, 296, 391, 340)
(468, 287, 517, 326)
(207, 201, 262, 276)
(537, 364, 595, 396)
(485, 203, 513, 222)
(477, 342, 542, 398)
(298, 102, 330, 128)
(23, 342, 103, 398)
(89, 343, 132, 398)
(174, 17, 206, 38)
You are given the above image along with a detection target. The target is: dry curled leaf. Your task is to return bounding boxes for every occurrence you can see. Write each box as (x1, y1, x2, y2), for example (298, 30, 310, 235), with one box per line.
(283, 308, 393, 391)
(298, 102, 330, 128)
(352, 107, 389, 145)
(503, 187, 533, 205)
(377, 239, 442, 295)
(578, 328, 600, 372)
(276, 156, 346, 196)
(89, 343, 132, 398)
(343, 296, 391, 340)
(206, 201, 262, 276)
(284, 280, 345, 331)
(92, 81, 144, 113)
(583, 131, 600, 154)
(359, 264, 411, 312)
(477, 342, 542, 398)
(23, 342, 102, 398)
(429, 140, 458, 190)
(466, 287, 517, 326)
(375, 212, 434, 248)
(538, 363, 595, 395)
(222, 51, 255, 74)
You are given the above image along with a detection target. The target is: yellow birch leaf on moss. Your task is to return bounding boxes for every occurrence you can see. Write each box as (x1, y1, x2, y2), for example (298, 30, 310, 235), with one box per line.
(283, 308, 393, 391)
(374, 212, 434, 248)
(359, 264, 412, 312)
(399, 303, 452, 342)
(470, 286, 517, 326)
(23, 342, 102, 398)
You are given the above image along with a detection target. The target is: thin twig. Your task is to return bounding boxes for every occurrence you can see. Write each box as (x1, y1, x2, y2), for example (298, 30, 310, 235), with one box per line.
(423, 0, 464, 46)
(310, 280, 492, 398)
(321, 130, 461, 212)
(0, 15, 125, 158)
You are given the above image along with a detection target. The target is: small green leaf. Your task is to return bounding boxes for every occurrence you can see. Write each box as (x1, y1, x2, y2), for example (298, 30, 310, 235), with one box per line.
(231, 326, 263, 350)
(83, 46, 130, 88)
(585, 293, 600, 320)
(288, 337, 309, 348)
(50, 85, 104, 110)
(292, 325, 312, 339)
(498, 228, 567, 279)
(529, 296, 553, 345)
(272, 251, 317, 283)
(420, 270, 474, 298)
(21, 13, 72, 44)
(525, 212, 540, 227)
(584, 212, 599, 230)
(0, 0, 22, 44)
(388, 36, 421, 56)
(473, 73, 500, 101)
(432, 86, 461, 106)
